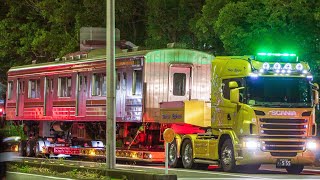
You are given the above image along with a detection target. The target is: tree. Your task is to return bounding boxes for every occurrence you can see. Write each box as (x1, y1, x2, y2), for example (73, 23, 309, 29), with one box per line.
(145, 0, 205, 49)
(115, 0, 147, 46)
(0, 0, 82, 65)
(191, 0, 231, 54)
(214, 0, 319, 60)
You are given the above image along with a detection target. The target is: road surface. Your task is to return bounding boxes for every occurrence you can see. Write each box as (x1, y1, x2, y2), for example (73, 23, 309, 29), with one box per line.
(11, 158, 320, 179)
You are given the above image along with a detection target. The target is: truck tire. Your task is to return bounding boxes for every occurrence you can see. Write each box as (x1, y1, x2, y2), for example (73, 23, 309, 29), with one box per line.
(26, 140, 36, 157)
(19, 140, 27, 157)
(181, 139, 196, 169)
(220, 139, 236, 172)
(168, 139, 182, 168)
(286, 165, 304, 174)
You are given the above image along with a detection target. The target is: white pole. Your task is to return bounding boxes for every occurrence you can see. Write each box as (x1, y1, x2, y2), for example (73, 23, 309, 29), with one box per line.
(165, 142, 169, 174)
(106, 0, 116, 169)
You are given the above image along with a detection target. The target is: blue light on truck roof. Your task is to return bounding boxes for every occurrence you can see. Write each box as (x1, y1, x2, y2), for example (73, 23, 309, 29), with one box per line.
(257, 53, 296, 57)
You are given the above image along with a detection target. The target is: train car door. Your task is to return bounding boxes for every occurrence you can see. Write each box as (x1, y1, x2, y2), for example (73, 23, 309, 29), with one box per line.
(44, 76, 54, 116)
(76, 73, 87, 116)
(16, 79, 25, 117)
(169, 66, 191, 101)
(116, 69, 128, 120)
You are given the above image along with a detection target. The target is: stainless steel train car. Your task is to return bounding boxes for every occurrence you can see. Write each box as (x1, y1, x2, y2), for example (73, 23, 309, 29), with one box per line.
(6, 48, 213, 161)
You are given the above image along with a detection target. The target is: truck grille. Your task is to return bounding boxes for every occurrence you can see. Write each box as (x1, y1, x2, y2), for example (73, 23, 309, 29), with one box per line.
(259, 118, 308, 137)
(259, 118, 307, 155)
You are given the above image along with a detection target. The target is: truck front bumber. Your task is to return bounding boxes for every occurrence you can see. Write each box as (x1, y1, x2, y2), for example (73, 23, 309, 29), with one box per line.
(234, 107, 318, 165)
(235, 138, 317, 165)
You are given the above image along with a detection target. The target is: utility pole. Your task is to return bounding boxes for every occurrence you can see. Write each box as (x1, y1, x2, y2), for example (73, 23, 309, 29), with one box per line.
(106, 0, 116, 169)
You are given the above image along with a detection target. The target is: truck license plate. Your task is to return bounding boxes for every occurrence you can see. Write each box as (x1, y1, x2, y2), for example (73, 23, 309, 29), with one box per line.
(276, 159, 291, 168)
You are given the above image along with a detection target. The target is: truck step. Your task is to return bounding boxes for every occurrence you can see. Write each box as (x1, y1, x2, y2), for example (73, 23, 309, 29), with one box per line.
(194, 159, 219, 165)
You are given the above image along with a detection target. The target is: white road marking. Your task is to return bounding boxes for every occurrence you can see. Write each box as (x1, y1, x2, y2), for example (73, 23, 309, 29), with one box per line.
(7, 171, 74, 180)
(304, 168, 320, 172)
(179, 179, 264, 180)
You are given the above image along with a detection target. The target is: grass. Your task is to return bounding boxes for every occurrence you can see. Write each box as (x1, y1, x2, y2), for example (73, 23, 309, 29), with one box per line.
(8, 163, 126, 180)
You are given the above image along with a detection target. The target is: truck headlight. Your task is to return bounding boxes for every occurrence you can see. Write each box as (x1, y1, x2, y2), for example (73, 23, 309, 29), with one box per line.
(243, 139, 260, 150)
(306, 140, 317, 151)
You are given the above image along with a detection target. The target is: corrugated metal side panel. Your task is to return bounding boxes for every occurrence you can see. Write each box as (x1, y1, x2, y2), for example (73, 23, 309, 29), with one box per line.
(143, 49, 213, 122)
(192, 65, 211, 100)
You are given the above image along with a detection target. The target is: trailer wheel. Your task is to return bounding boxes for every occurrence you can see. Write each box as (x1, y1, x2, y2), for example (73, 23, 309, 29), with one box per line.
(286, 165, 304, 174)
(220, 139, 236, 172)
(34, 141, 41, 157)
(181, 139, 196, 169)
(26, 140, 35, 157)
(168, 139, 182, 168)
(18, 140, 27, 157)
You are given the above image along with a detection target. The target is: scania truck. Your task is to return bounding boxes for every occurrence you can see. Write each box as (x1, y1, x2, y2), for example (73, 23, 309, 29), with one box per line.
(161, 53, 319, 174)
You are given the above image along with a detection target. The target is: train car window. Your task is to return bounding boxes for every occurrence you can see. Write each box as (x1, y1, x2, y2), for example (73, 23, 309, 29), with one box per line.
(101, 75, 106, 96)
(116, 73, 120, 90)
(79, 76, 87, 91)
(28, 79, 40, 98)
(173, 73, 186, 96)
(46, 78, 49, 93)
(50, 79, 53, 92)
(58, 76, 72, 97)
(7, 81, 13, 99)
(122, 72, 127, 90)
(19, 81, 24, 93)
(132, 70, 142, 95)
(46, 79, 53, 93)
(92, 73, 106, 96)
(49, 79, 53, 91)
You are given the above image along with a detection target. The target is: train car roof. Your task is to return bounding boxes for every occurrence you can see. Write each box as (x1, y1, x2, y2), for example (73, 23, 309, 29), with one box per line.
(8, 48, 214, 73)
(8, 48, 150, 73)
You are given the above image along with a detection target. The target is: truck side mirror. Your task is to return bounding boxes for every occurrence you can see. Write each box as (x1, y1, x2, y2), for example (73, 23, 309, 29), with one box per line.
(313, 90, 319, 105)
(230, 89, 239, 103)
(229, 81, 244, 104)
(229, 81, 238, 89)
(313, 83, 319, 105)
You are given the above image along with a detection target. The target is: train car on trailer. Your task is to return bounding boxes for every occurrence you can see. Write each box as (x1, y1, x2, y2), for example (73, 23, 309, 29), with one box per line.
(5, 48, 213, 162)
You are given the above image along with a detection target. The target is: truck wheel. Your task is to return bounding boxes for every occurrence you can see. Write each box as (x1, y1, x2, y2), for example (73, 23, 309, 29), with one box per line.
(181, 139, 196, 169)
(220, 139, 236, 172)
(19, 140, 27, 157)
(286, 165, 304, 174)
(168, 139, 182, 168)
(26, 140, 35, 157)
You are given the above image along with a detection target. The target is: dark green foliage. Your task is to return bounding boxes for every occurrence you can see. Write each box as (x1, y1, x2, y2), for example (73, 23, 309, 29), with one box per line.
(0, 0, 107, 84)
(146, 0, 205, 49)
(116, 0, 147, 46)
(0, 123, 27, 140)
(0, 0, 319, 85)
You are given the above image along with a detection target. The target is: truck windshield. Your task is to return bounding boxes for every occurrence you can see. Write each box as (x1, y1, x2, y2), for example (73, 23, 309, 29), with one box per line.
(246, 77, 312, 108)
